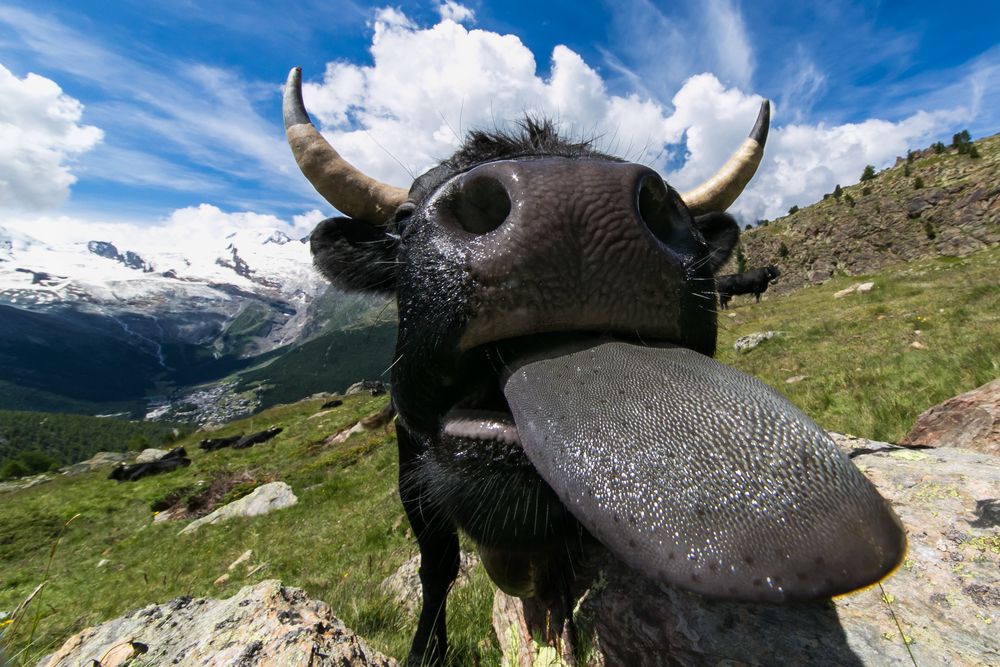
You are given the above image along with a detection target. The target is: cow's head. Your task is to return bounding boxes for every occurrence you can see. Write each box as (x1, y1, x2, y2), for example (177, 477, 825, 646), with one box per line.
(284, 68, 903, 602)
(767, 265, 782, 283)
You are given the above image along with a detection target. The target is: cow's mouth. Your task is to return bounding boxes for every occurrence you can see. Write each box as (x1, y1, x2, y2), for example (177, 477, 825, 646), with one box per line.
(441, 333, 905, 603)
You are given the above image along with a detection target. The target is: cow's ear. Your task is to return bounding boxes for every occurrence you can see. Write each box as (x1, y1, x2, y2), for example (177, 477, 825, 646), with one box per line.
(310, 217, 398, 294)
(693, 212, 740, 273)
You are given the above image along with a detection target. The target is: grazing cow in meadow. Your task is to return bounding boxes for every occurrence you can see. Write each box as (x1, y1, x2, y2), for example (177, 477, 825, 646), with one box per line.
(283, 67, 903, 665)
(231, 427, 283, 450)
(109, 447, 190, 482)
(717, 265, 781, 309)
(199, 435, 242, 451)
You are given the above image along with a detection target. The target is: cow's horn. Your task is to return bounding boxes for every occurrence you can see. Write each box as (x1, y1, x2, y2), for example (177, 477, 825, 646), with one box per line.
(283, 67, 408, 224)
(680, 100, 770, 215)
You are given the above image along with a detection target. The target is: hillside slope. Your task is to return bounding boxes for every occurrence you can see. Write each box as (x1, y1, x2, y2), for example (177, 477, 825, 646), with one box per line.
(727, 133, 1000, 294)
(2, 244, 998, 665)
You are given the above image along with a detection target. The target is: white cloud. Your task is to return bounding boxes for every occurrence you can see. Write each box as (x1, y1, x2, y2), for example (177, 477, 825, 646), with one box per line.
(437, 2, 476, 24)
(0, 64, 103, 211)
(297, 8, 968, 225)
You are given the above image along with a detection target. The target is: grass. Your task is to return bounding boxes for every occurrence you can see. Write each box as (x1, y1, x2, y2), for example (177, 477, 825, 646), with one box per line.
(2, 245, 999, 665)
(0, 393, 499, 665)
(717, 245, 1000, 442)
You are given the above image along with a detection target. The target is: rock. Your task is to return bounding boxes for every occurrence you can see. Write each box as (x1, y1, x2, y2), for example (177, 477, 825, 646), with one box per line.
(179, 482, 297, 535)
(134, 448, 169, 464)
(321, 398, 344, 409)
(494, 434, 999, 667)
(856, 281, 876, 293)
(325, 422, 366, 445)
(213, 573, 230, 587)
(96, 559, 109, 568)
(785, 375, 808, 384)
(380, 551, 480, 615)
(910, 341, 929, 350)
(326, 405, 395, 445)
(834, 285, 858, 298)
(345, 380, 387, 396)
(228, 549, 253, 571)
(902, 378, 1000, 456)
(808, 268, 833, 284)
(0, 473, 53, 494)
(36, 580, 396, 666)
(733, 330, 783, 353)
(59, 452, 128, 476)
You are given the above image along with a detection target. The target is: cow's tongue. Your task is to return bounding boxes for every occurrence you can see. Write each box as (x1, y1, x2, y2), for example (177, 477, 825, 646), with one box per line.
(502, 340, 905, 602)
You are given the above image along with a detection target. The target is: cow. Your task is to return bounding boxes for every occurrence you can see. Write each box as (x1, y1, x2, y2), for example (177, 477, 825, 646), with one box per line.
(717, 265, 781, 309)
(283, 68, 904, 666)
(231, 427, 283, 450)
(109, 447, 190, 482)
(199, 434, 243, 451)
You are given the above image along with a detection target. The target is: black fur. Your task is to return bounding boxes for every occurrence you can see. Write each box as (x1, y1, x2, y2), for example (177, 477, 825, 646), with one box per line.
(307, 119, 741, 666)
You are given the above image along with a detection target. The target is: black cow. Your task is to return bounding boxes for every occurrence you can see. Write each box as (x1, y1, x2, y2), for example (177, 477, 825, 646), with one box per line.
(283, 68, 904, 665)
(109, 447, 190, 482)
(199, 434, 242, 451)
(231, 427, 283, 450)
(717, 265, 781, 309)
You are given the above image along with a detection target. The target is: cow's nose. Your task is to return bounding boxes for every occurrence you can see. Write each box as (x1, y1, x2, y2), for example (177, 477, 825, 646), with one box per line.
(445, 159, 687, 248)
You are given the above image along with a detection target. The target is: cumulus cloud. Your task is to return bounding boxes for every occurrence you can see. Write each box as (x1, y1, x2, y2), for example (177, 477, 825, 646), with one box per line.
(437, 1, 476, 24)
(297, 8, 966, 224)
(0, 64, 103, 211)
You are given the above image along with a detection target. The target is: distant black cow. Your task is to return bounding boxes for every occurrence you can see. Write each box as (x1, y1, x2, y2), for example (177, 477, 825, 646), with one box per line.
(109, 447, 190, 482)
(199, 434, 243, 451)
(321, 398, 344, 409)
(231, 427, 283, 450)
(717, 265, 781, 309)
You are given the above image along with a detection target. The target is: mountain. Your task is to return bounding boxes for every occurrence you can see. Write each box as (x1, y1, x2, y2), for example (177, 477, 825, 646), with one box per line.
(0, 221, 391, 416)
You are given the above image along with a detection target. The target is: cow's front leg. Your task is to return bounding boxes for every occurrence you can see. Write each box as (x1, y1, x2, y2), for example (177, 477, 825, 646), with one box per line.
(398, 425, 460, 667)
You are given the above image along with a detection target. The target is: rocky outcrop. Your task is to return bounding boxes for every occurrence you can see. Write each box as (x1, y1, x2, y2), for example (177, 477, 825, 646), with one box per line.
(494, 434, 999, 667)
(36, 580, 396, 666)
(179, 482, 297, 535)
(59, 451, 129, 476)
(902, 378, 1000, 456)
(726, 133, 1000, 295)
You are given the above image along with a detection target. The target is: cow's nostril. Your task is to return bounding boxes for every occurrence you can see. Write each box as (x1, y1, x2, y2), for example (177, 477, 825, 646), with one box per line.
(637, 174, 680, 245)
(450, 176, 511, 235)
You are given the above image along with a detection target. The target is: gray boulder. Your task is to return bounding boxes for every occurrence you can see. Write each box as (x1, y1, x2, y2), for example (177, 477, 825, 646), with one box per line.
(733, 330, 783, 352)
(494, 433, 999, 667)
(36, 580, 396, 666)
(179, 482, 297, 535)
(59, 451, 128, 476)
(134, 448, 169, 464)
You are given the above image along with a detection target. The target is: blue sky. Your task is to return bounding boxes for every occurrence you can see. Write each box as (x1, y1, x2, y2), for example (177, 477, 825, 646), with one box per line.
(1, 0, 998, 237)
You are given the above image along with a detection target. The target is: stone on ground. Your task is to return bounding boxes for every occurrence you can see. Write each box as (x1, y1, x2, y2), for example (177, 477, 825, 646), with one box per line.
(902, 378, 1000, 456)
(36, 580, 396, 666)
(179, 482, 297, 535)
(494, 433, 999, 667)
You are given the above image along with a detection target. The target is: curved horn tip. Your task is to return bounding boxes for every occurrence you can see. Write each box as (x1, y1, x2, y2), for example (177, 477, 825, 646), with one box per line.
(751, 99, 770, 145)
(283, 66, 311, 130)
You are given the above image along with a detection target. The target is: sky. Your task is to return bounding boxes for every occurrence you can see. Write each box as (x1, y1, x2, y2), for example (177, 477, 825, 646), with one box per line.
(1, 0, 998, 244)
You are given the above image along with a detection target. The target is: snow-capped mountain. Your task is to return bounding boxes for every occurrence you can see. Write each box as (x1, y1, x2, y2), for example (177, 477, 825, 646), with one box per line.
(0, 223, 328, 357)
